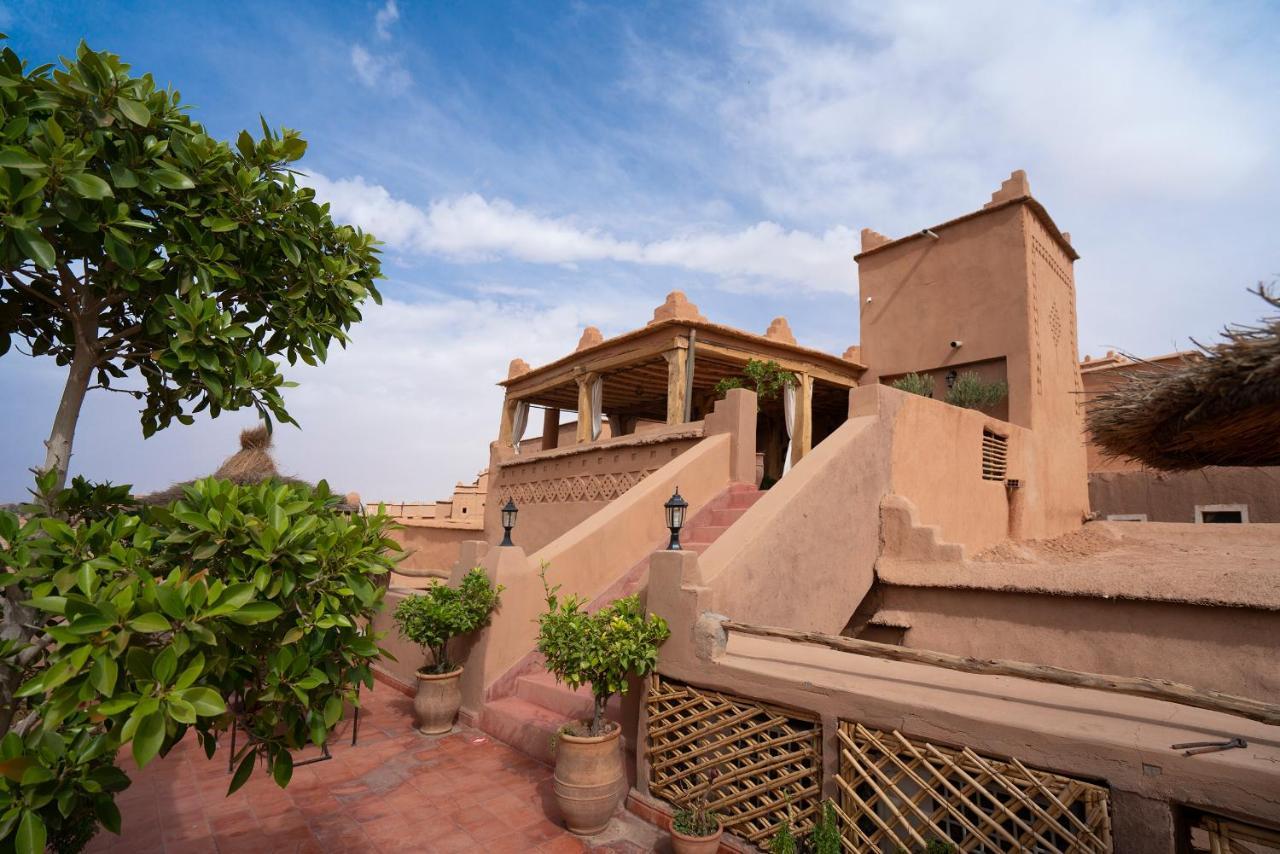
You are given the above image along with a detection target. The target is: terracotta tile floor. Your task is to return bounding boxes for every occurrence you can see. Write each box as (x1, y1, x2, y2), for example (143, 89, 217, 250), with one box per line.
(85, 682, 664, 853)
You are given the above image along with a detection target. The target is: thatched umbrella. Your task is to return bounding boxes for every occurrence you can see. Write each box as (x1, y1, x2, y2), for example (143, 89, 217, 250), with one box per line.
(1086, 286, 1280, 470)
(138, 425, 361, 511)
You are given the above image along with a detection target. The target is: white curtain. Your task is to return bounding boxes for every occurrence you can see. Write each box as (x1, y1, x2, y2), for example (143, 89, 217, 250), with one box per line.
(511, 401, 530, 454)
(782, 383, 796, 473)
(589, 376, 603, 441)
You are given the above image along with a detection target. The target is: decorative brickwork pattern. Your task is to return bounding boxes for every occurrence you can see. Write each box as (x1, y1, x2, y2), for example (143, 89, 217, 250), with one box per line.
(500, 469, 656, 504)
(645, 675, 822, 844)
(835, 721, 1113, 852)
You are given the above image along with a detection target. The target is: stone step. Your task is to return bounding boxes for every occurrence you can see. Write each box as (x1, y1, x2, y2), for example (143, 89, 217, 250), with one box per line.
(478, 696, 566, 765)
(515, 672, 618, 721)
(726, 488, 766, 510)
(706, 507, 745, 527)
(682, 524, 728, 543)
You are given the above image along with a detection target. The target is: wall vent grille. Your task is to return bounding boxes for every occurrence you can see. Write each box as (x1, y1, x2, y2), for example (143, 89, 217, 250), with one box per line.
(982, 429, 1008, 481)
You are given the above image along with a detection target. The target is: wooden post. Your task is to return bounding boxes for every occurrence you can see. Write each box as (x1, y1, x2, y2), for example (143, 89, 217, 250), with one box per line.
(575, 373, 598, 444)
(541, 407, 560, 451)
(665, 346, 689, 425)
(791, 373, 813, 466)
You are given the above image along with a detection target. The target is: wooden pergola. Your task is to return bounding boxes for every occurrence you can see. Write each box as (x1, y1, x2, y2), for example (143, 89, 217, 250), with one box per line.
(496, 301, 864, 474)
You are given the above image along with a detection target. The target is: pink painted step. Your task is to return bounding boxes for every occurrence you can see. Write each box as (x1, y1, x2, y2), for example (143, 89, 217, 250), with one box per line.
(479, 484, 765, 763)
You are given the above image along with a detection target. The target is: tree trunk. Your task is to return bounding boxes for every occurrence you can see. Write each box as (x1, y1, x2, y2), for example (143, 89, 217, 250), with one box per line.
(591, 693, 608, 736)
(41, 343, 95, 494)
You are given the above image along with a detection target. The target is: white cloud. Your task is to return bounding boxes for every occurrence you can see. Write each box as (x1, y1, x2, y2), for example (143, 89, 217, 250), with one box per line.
(305, 173, 858, 293)
(350, 44, 412, 93)
(374, 0, 400, 40)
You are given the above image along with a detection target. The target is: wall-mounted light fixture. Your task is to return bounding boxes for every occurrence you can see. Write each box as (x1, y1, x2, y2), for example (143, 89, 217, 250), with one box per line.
(664, 488, 688, 550)
(499, 498, 518, 547)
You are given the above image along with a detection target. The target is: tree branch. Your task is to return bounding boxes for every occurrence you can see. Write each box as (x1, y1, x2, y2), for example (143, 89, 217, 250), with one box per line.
(3, 273, 67, 316)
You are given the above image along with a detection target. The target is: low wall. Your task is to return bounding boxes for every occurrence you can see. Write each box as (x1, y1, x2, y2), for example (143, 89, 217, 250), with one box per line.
(1090, 466, 1280, 522)
(484, 422, 708, 554)
(387, 522, 479, 575)
(874, 584, 1280, 699)
(646, 549, 1280, 854)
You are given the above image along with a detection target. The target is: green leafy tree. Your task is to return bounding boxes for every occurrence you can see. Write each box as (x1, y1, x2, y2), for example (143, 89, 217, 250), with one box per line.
(0, 476, 399, 851)
(714, 359, 796, 406)
(890, 372, 934, 398)
(535, 566, 669, 737)
(392, 569, 503, 674)
(0, 39, 381, 492)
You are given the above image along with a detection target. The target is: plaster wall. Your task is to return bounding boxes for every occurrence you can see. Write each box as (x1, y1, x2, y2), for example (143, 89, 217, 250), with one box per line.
(875, 585, 1280, 699)
(1089, 466, 1280, 523)
(645, 551, 1280, 851)
(703, 385, 1060, 633)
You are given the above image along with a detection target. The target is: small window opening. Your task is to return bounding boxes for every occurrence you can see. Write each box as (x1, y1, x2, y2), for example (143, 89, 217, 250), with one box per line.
(981, 429, 1007, 481)
(1195, 504, 1248, 524)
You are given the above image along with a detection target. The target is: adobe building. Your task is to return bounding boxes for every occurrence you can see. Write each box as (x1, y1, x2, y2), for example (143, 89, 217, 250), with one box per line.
(373, 171, 1280, 852)
(1081, 350, 1280, 523)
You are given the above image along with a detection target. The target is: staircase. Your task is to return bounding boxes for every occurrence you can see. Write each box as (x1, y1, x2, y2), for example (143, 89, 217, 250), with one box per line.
(478, 483, 766, 763)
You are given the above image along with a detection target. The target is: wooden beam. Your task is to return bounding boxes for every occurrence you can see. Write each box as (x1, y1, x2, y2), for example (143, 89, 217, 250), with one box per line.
(721, 620, 1280, 727)
(791, 373, 813, 466)
(665, 347, 689, 425)
(503, 337, 681, 400)
(693, 340, 858, 388)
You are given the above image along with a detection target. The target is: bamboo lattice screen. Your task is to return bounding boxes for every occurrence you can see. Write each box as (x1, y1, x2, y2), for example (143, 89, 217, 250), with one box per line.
(1192, 814, 1280, 854)
(836, 721, 1113, 852)
(645, 675, 822, 844)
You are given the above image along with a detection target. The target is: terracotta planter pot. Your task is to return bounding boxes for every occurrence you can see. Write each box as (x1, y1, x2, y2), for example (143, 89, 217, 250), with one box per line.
(671, 821, 723, 854)
(553, 722, 624, 835)
(413, 667, 462, 734)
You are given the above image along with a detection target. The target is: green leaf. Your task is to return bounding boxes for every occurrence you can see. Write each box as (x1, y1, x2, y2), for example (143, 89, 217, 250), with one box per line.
(152, 646, 177, 685)
(109, 162, 138, 188)
(228, 750, 255, 795)
(15, 227, 55, 270)
(15, 811, 45, 854)
(132, 712, 165, 768)
(128, 612, 171, 633)
(0, 149, 43, 171)
(117, 96, 150, 126)
(94, 796, 122, 834)
(64, 172, 113, 199)
(181, 687, 226, 717)
(151, 168, 194, 190)
(229, 601, 283, 624)
(89, 655, 118, 696)
(166, 696, 196, 724)
(272, 749, 293, 787)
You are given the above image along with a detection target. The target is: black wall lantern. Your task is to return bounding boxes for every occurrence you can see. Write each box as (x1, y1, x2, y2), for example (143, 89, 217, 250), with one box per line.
(499, 498, 518, 547)
(664, 488, 688, 550)
(945, 369, 958, 390)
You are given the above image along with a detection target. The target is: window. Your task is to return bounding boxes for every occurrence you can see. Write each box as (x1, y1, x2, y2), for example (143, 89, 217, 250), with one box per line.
(1195, 504, 1249, 524)
(981, 429, 1007, 481)
(1107, 514, 1148, 522)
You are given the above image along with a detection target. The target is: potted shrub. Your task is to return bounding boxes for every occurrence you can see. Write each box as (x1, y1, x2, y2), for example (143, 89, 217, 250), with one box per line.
(536, 567, 670, 835)
(671, 771, 723, 853)
(392, 568, 502, 734)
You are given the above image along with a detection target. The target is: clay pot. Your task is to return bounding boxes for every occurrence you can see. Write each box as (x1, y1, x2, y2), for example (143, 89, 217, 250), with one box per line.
(754, 452, 765, 488)
(413, 667, 462, 734)
(671, 821, 723, 854)
(553, 722, 624, 835)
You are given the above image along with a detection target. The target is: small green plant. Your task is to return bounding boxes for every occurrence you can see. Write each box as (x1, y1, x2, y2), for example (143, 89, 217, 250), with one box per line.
(769, 821, 799, 854)
(536, 565, 670, 736)
(672, 769, 721, 837)
(890, 372, 934, 397)
(393, 569, 503, 674)
(944, 371, 1008, 411)
(714, 359, 797, 405)
(808, 799, 842, 854)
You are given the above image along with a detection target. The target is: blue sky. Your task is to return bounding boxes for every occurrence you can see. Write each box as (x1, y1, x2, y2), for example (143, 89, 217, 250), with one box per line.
(2, 0, 1278, 502)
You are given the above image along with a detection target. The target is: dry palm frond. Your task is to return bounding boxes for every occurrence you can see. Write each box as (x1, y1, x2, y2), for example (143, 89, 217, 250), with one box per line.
(1086, 284, 1280, 470)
